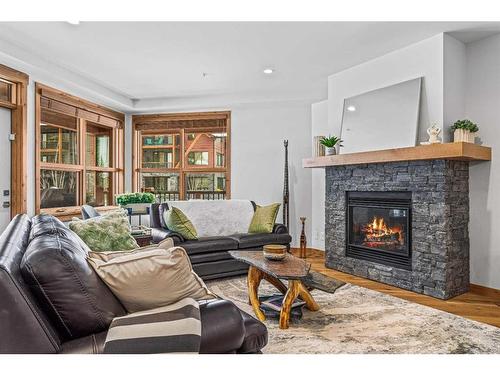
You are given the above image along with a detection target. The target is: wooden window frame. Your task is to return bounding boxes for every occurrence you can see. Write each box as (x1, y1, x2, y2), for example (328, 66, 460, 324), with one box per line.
(132, 111, 231, 200)
(35, 83, 125, 220)
(0, 64, 29, 218)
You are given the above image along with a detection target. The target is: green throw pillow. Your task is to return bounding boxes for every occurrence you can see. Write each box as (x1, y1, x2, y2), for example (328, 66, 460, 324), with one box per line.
(69, 210, 139, 252)
(163, 207, 198, 240)
(248, 203, 280, 233)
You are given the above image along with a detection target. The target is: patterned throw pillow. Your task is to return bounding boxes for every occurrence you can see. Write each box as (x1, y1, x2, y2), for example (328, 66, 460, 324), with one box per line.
(163, 207, 198, 240)
(69, 210, 139, 252)
(248, 203, 280, 233)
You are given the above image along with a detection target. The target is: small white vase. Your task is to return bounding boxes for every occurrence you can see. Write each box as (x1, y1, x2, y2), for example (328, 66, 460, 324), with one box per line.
(325, 146, 337, 156)
(454, 129, 475, 143)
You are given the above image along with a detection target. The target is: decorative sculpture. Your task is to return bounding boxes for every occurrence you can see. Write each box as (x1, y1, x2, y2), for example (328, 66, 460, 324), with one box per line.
(283, 140, 290, 230)
(420, 124, 442, 145)
(299, 217, 307, 259)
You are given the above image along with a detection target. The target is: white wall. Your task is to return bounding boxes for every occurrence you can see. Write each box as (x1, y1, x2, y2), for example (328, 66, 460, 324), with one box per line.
(327, 34, 445, 143)
(231, 103, 312, 246)
(312, 34, 446, 250)
(311, 100, 328, 249)
(466, 33, 500, 289)
(443, 34, 467, 137)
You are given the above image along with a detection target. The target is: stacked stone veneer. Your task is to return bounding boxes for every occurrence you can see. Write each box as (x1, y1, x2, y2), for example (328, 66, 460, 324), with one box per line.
(325, 160, 470, 299)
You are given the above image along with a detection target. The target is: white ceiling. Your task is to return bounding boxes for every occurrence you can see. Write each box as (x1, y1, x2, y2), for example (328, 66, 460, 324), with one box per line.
(0, 22, 499, 111)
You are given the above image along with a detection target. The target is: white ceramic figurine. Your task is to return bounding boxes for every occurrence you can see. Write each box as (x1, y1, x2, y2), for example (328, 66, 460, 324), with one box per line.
(420, 124, 442, 145)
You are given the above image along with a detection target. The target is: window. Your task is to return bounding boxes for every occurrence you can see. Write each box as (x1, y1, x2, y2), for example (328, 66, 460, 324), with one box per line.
(141, 134, 180, 169)
(141, 172, 180, 201)
(217, 176, 225, 190)
(133, 111, 230, 201)
(0, 78, 15, 103)
(216, 152, 224, 167)
(86, 123, 112, 167)
(40, 170, 79, 208)
(188, 151, 209, 166)
(86, 171, 111, 207)
(39, 110, 79, 164)
(36, 84, 125, 218)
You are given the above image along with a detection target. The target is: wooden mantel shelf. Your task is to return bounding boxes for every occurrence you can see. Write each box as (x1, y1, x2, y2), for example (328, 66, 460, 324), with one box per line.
(303, 142, 491, 168)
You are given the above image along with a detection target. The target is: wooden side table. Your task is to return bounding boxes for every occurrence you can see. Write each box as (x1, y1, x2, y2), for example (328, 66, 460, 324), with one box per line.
(229, 250, 320, 329)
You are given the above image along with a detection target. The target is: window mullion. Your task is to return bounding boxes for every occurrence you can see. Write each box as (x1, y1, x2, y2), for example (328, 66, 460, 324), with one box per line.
(58, 128, 62, 164)
(180, 129, 185, 200)
(80, 118, 86, 205)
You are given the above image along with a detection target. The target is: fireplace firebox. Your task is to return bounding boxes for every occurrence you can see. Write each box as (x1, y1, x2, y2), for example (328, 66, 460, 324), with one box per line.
(346, 191, 412, 270)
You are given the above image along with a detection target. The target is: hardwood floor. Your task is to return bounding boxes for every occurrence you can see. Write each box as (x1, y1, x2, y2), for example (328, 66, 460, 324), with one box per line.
(291, 248, 500, 328)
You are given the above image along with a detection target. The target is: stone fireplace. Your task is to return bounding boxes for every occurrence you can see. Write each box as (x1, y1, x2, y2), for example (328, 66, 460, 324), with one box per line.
(325, 159, 470, 299)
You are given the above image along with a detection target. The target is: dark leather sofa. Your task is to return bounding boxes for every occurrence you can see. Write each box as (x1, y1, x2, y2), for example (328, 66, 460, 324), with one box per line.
(0, 214, 267, 354)
(150, 202, 292, 280)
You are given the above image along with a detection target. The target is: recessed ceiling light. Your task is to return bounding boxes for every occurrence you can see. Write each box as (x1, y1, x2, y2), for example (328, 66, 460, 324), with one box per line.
(347, 105, 356, 112)
(263, 68, 274, 74)
(67, 20, 80, 25)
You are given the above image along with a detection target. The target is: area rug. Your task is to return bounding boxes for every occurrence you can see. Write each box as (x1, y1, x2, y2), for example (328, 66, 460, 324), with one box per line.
(206, 277, 500, 354)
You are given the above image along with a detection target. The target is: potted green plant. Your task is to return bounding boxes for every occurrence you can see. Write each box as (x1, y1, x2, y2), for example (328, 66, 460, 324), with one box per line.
(319, 135, 343, 156)
(451, 119, 479, 144)
(115, 192, 156, 214)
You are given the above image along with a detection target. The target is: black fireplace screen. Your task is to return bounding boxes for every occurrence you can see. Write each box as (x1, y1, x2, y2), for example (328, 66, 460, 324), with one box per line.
(346, 191, 412, 269)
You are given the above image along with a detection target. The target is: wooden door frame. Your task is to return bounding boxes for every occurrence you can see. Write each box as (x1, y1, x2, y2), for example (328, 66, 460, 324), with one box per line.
(0, 64, 28, 218)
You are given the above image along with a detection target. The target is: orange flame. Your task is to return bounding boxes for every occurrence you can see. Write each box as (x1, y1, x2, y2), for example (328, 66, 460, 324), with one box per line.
(364, 216, 403, 244)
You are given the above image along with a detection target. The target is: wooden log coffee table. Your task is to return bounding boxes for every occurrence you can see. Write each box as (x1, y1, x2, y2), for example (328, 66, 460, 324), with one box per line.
(229, 250, 320, 329)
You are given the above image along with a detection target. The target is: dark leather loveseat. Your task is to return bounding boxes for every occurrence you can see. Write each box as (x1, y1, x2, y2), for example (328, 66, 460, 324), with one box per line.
(0, 214, 267, 354)
(150, 200, 292, 280)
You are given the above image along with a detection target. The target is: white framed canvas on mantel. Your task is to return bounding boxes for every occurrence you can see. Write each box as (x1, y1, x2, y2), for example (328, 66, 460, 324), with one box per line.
(339, 77, 422, 154)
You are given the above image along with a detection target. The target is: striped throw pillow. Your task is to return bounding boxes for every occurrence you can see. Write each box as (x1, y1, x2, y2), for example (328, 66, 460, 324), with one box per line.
(104, 298, 201, 354)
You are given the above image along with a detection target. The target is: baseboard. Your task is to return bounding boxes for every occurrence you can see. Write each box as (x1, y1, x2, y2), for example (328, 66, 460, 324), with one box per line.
(469, 283, 500, 298)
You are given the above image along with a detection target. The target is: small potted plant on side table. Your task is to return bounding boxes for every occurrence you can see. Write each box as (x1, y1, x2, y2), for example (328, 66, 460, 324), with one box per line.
(451, 119, 479, 143)
(320, 135, 343, 156)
